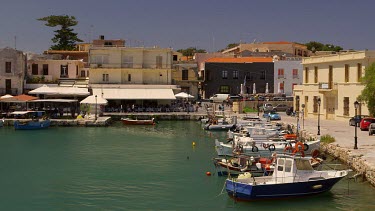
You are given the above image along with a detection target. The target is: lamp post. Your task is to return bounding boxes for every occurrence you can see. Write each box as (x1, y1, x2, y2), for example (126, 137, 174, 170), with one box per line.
(296, 96, 300, 138)
(301, 104, 305, 129)
(95, 95, 97, 121)
(317, 97, 321, 135)
(257, 95, 259, 117)
(354, 101, 359, 149)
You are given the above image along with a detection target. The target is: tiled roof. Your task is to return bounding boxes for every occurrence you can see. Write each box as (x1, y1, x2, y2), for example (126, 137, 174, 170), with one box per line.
(205, 57, 273, 63)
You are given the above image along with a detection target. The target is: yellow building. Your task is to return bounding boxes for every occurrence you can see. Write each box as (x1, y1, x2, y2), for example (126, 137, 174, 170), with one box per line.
(89, 46, 178, 105)
(294, 50, 375, 121)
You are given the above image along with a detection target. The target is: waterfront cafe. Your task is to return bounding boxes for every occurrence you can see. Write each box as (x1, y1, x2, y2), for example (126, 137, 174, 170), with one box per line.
(92, 86, 177, 112)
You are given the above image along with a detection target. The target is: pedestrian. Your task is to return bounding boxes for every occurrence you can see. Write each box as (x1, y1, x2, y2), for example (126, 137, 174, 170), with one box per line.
(132, 104, 135, 112)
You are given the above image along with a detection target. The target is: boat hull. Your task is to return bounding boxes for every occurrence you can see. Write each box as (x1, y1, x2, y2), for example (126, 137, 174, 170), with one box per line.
(225, 176, 345, 200)
(14, 119, 51, 130)
(204, 124, 234, 130)
(121, 118, 155, 125)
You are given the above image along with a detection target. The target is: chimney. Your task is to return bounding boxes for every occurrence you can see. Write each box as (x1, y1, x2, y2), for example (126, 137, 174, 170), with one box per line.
(100, 35, 105, 40)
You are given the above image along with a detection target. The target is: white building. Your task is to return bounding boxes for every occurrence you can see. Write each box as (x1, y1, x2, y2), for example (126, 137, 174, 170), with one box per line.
(273, 59, 302, 96)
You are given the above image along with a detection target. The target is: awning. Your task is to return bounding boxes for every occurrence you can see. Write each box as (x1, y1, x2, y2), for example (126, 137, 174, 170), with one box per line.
(0, 94, 39, 103)
(31, 99, 78, 103)
(80, 95, 108, 105)
(28, 85, 89, 96)
(93, 88, 176, 100)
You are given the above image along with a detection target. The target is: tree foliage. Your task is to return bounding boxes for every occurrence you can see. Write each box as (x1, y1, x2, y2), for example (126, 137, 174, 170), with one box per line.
(358, 62, 375, 116)
(38, 15, 83, 50)
(219, 43, 239, 52)
(177, 47, 206, 57)
(305, 41, 343, 53)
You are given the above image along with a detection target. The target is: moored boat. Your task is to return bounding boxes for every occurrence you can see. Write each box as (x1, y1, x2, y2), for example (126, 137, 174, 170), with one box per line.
(225, 154, 349, 201)
(14, 119, 51, 130)
(0, 118, 4, 127)
(121, 118, 155, 125)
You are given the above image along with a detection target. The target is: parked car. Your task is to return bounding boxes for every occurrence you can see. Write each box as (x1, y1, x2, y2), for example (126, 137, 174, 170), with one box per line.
(369, 123, 375, 135)
(209, 94, 230, 103)
(286, 107, 294, 116)
(359, 117, 375, 131)
(263, 111, 281, 121)
(349, 115, 368, 127)
(272, 97, 285, 101)
(273, 104, 289, 112)
(261, 103, 273, 112)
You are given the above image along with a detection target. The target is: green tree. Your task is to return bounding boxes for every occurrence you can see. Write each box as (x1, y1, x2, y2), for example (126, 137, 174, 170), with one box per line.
(177, 47, 206, 57)
(305, 41, 343, 53)
(358, 62, 375, 115)
(38, 15, 83, 50)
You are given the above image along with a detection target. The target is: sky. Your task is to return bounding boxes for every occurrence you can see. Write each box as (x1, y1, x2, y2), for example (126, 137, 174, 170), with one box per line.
(1, 0, 374, 53)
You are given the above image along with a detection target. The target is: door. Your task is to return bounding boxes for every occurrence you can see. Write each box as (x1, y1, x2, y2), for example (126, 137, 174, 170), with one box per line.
(5, 79, 11, 94)
(326, 96, 335, 120)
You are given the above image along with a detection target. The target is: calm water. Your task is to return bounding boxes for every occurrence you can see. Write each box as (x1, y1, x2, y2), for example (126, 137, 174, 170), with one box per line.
(0, 121, 374, 210)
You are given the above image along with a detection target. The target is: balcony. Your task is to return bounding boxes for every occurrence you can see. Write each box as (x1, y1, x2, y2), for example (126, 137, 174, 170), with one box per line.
(319, 82, 337, 93)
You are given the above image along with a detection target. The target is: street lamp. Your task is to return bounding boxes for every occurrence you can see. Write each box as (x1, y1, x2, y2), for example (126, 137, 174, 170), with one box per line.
(257, 95, 259, 117)
(317, 97, 321, 135)
(95, 95, 98, 121)
(301, 104, 305, 129)
(354, 101, 359, 149)
(296, 96, 300, 138)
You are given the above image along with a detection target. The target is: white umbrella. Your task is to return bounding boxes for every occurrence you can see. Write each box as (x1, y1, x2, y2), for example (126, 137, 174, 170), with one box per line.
(240, 84, 244, 95)
(277, 82, 281, 93)
(175, 92, 194, 99)
(80, 95, 108, 105)
(28, 84, 58, 95)
(0, 94, 13, 99)
(265, 83, 269, 94)
(253, 83, 256, 94)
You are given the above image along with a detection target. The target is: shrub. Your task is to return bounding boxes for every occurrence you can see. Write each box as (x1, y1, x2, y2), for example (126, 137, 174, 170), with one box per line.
(320, 134, 335, 144)
(243, 106, 257, 113)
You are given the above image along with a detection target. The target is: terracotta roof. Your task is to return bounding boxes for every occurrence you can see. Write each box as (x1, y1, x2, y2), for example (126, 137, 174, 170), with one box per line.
(262, 41, 293, 44)
(1, 94, 39, 102)
(205, 57, 273, 63)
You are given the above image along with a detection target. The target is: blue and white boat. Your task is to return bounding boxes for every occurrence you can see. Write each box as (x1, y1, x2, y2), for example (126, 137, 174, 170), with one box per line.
(12, 111, 51, 130)
(225, 154, 349, 201)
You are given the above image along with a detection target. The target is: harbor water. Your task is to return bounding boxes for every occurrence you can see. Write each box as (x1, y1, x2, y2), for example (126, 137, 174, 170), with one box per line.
(0, 121, 374, 210)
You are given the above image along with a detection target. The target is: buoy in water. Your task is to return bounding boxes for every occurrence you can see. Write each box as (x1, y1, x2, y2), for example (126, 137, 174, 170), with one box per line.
(192, 142, 196, 146)
(206, 172, 211, 176)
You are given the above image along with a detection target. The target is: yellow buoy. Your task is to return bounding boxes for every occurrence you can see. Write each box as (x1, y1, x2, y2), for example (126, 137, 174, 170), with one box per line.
(192, 142, 196, 146)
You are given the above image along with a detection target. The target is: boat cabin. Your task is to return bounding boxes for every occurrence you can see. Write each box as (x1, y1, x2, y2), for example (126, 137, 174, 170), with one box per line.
(273, 156, 315, 183)
(10, 111, 46, 119)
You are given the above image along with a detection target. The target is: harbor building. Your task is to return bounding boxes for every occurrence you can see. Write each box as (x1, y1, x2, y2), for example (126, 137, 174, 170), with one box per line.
(0, 47, 26, 96)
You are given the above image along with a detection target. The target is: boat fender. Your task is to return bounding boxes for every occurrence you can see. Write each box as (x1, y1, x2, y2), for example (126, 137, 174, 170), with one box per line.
(303, 143, 309, 151)
(252, 146, 258, 152)
(262, 143, 269, 149)
(311, 149, 320, 158)
(268, 144, 276, 151)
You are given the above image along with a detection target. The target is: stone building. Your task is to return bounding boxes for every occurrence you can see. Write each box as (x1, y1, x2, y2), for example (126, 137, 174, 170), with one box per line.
(0, 47, 26, 95)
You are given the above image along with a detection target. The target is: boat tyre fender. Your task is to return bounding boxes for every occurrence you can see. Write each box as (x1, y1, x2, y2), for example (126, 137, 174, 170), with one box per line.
(252, 146, 259, 152)
(268, 144, 276, 151)
(262, 143, 269, 149)
(303, 143, 309, 152)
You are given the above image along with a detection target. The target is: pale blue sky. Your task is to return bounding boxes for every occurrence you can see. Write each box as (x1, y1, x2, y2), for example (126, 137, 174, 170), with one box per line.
(0, 0, 374, 53)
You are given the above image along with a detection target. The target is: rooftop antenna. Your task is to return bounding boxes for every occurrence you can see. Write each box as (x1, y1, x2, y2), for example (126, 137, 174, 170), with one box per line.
(252, 39, 256, 44)
(14, 36, 17, 50)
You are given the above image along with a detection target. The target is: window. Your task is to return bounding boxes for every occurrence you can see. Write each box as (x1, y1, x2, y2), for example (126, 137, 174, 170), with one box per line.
(182, 69, 188, 80)
(305, 67, 309, 83)
(345, 64, 349, 83)
(43, 64, 48, 75)
(219, 85, 230, 93)
(233, 70, 238, 79)
(277, 158, 284, 172)
(5, 62, 11, 73)
(285, 159, 292, 172)
(222, 70, 228, 79)
(357, 63, 362, 82)
(260, 70, 266, 80)
(314, 66, 318, 83)
(122, 56, 133, 68)
(60, 65, 68, 78)
(76, 65, 78, 76)
(343, 97, 349, 116)
(128, 74, 131, 82)
(313, 96, 319, 113)
(246, 72, 254, 80)
(156, 56, 163, 68)
(278, 68, 284, 79)
(92, 55, 109, 65)
(292, 69, 298, 79)
(280, 82, 284, 93)
(104, 41, 113, 46)
(80, 70, 86, 77)
(32, 64, 38, 75)
(87, 70, 89, 77)
(102, 74, 109, 82)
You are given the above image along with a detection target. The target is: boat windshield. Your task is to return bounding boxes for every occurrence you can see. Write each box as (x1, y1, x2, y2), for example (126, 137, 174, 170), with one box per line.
(295, 159, 314, 170)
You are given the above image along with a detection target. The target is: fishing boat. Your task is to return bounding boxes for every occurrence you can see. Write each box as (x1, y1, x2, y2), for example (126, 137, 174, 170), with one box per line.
(225, 154, 349, 201)
(0, 118, 4, 127)
(121, 118, 155, 125)
(12, 111, 51, 130)
(213, 154, 275, 176)
(214, 136, 320, 157)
